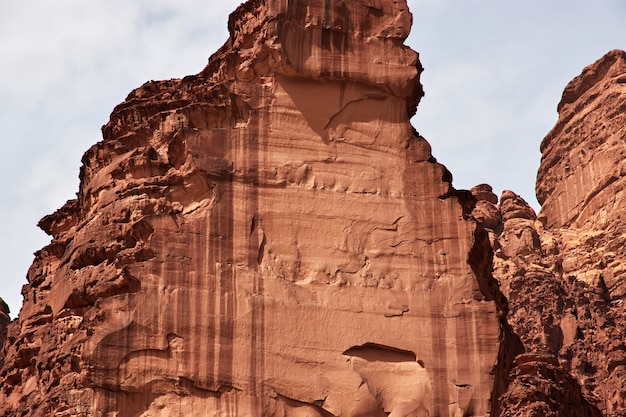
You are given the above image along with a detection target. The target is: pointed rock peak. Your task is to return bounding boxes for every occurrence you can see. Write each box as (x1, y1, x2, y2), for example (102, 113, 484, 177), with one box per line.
(471, 183, 498, 204)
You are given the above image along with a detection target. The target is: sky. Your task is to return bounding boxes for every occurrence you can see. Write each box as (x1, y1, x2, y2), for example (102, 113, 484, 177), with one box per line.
(1, 0, 624, 318)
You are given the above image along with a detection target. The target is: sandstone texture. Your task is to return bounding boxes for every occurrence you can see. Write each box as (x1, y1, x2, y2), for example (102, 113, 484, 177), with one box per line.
(471, 50, 626, 417)
(0, 1, 505, 416)
(537, 50, 626, 231)
(1, 1, 625, 416)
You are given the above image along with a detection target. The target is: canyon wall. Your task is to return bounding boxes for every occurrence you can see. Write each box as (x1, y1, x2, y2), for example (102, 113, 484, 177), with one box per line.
(0, 1, 505, 416)
(0, 1, 624, 416)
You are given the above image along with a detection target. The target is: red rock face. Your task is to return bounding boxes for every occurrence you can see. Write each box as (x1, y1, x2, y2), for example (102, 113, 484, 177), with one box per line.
(472, 51, 626, 417)
(1, 1, 624, 415)
(0, 1, 505, 416)
(537, 50, 626, 230)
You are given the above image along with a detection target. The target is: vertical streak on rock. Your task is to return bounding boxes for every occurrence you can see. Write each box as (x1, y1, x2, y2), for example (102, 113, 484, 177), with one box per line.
(321, 0, 332, 76)
(324, 0, 330, 27)
(200, 152, 219, 390)
(215, 168, 235, 387)
(454, 305, 470, 404)
(248, 85, 267, 403)
(320, 0, 350, 78)
(430, 299, 450, 417)
(402, 134, 453, 415)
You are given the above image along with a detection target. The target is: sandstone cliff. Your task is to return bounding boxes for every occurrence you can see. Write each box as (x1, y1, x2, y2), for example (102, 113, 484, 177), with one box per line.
(472, 50, 626, 417)
(0, 1, 624, 416)
(0, 1, 506, 416)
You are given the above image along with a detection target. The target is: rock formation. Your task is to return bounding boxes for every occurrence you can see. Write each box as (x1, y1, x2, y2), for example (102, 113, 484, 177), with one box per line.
(472, 50, 626, 417)
(0, 0, 624, 416)
(0, 1, 507, 416)
(537, 50, 626, 231)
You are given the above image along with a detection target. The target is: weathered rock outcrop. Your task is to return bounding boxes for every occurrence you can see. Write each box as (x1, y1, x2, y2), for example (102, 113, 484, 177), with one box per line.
(1, 0, 624, 415)
(0, 1, 508, 416)
(471, 50, 626, 417)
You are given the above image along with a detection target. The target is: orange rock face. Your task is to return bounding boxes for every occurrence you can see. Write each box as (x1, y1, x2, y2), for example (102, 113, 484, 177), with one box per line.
(1, 1, 624, 415)
(537, 50, 626, 230)
(0, 1, 506, 416)
(475, 50, 626, 417)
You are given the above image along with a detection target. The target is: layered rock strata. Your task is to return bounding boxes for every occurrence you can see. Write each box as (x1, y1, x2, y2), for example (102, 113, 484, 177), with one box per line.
(537, 49, 626, 230)
(0, 299, 9, 365)
(0, 1, 507, 416)
(2, 1, 624, 415)
(471, 51, 626, 416)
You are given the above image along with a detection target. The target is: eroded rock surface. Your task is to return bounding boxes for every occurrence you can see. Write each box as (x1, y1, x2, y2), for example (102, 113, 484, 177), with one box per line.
(472, 50, 626, 417)
(0, 1, 505, 416)
(2, 1, 624, 415)
(537, 49, 626, 230)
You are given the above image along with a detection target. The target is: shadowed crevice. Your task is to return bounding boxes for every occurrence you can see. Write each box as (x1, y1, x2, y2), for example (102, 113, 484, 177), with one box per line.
(343, 343, 417, 363)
